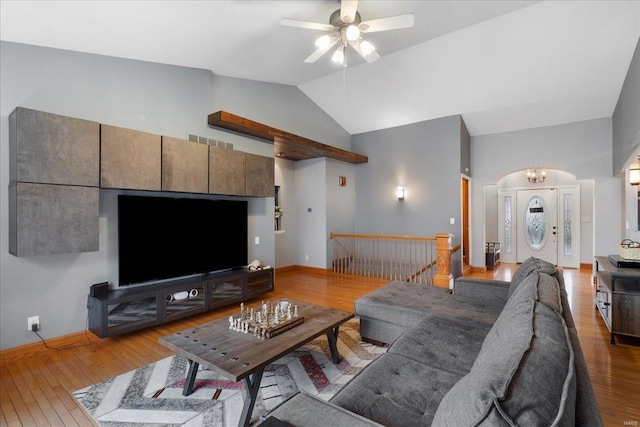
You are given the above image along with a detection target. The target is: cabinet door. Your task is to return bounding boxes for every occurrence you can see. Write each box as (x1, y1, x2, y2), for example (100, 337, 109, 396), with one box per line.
(246, 269, 274, 298)
(162, 282, 207, 322)
(101, 125, 161, 190)
(10, 107, 99, 186)
(9, 182, 99, 257)
(209, 145, 246, 195)
(245, 153, 274, 197)
(209, 275, 244, 308)
(162, 136, 209, 193)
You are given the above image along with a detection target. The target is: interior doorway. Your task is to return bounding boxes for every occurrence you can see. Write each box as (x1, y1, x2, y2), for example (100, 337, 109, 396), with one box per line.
(462, 177, 470, 268)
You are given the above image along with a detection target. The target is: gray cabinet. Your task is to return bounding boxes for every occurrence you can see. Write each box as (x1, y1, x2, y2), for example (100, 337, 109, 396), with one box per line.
(88, 268, 274, 338)
(9, 107, 100, 257)
(209, 145, 246, 195)
(9, 183, 99, 257)
(100, 125, 161, 190)
(9, 107, 100, 186)
(594, 256, 640, 343)
(162, 136, 209, 193)
(246, 153, 275, 197)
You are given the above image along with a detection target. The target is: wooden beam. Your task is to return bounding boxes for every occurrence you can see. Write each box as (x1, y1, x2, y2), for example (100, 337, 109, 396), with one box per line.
(208, 111, 368, 164)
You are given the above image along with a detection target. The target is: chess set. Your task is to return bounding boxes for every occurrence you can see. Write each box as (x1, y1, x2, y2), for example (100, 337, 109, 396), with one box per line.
(229, 300, 304, 339)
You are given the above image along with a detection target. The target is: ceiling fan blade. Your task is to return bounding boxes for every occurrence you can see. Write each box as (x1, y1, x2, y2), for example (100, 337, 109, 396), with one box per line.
(349, 39, 380, 63)
(304, 46, 332, 63)
(359, 13, 414, 33)
(340, 0, 359, 24)
(280, 18, 334, 31)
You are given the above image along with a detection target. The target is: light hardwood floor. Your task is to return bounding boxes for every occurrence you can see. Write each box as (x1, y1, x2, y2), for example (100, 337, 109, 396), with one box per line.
(1, 264, 639, 426)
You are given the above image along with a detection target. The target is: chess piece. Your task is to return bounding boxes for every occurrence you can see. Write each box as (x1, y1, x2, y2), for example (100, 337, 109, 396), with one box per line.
(229, 316, 234, 329)
(294, 304, 298, 317)
(287, 305, 292, 320)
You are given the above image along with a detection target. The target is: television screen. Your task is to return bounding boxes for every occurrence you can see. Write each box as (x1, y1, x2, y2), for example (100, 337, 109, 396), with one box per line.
(118, 195, 248, 285)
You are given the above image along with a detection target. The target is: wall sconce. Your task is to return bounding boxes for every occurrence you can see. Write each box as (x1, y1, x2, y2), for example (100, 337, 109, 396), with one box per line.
(526, 169, 546, 184)
(630, 166, 640, 185)
(396, 186, 405, 200)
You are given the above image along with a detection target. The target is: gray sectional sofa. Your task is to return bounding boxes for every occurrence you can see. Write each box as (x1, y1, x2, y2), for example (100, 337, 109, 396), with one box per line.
(263, 257, 603, 426)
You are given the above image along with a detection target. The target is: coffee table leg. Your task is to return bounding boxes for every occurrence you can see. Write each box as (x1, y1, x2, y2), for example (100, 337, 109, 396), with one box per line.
(238, 368, 264, 427)
(326, 326, 341, 364)
(182, 359, 199, 396)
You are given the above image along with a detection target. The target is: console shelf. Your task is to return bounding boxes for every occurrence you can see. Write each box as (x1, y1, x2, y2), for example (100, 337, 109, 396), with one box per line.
(594, 256, 640, 343)
(88, 268, 273, 338)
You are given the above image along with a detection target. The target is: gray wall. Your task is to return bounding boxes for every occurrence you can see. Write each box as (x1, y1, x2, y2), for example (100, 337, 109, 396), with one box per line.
(274, 158, 297, 268)
(471, 118, 618, 267)
(0, 42, 347, 350)
(326, 159, 357, 266)
(352, 115, 464, 245)
(294, 158, 328, 267)
(613, 39, 640, 175)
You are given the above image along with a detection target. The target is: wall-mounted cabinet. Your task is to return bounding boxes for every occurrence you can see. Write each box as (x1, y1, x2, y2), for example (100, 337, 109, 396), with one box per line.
(9, 107, 100, 186)
(9, 182, 99, 257)
(246, 153, 275, 197)
(162, 136, 209, 193)
(9, 107, 275, 257)
(209, 145, 246, 195)
(100, 124, 162, 191)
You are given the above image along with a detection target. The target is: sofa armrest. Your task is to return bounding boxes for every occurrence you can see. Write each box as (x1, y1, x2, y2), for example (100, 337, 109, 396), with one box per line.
(453, 278, 510, 306)
(262, 392, 384, 427)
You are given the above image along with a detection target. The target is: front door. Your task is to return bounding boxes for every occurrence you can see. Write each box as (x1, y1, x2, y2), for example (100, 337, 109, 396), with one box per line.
(516, 188, 558, 264)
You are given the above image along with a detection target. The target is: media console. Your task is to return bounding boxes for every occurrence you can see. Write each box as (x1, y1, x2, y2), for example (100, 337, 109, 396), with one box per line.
(88, 268, 273, 338)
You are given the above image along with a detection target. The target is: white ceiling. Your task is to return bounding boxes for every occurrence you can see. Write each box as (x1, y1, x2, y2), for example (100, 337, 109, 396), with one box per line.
(1, 1, 639, 136)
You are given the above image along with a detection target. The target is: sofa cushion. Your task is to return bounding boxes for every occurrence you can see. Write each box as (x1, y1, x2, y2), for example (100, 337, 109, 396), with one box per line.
(388, 314, 493, 376)
(508, 270, 562, 314)
(265, 392, 385, 427)
(432, 299, 576, 426)
(330, 352, 462, 427)
(508, 257, 556, 299)
(355, 281, 501, 332)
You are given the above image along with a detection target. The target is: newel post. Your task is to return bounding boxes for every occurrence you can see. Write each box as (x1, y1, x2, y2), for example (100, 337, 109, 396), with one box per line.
(433, 233, 453, 289)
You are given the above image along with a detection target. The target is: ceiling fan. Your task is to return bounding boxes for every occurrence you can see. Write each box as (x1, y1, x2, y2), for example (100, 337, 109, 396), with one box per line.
(280, 0, 414, 65)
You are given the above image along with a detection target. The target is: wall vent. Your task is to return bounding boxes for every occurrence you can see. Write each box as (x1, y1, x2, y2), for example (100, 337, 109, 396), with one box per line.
(186, 133, 233, 150)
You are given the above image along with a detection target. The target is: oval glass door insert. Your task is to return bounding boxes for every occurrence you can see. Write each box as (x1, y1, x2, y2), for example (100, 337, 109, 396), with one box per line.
(525, 196, 547, 250)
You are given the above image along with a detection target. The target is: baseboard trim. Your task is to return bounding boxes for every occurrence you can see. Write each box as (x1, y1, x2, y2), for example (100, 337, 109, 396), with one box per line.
(275, 265, 331, 275)
(580, 262, 592, 271)
(0, 329, 98, 366)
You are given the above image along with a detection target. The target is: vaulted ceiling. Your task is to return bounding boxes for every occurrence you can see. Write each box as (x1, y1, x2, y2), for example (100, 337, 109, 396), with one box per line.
(1, 1, 638, 136)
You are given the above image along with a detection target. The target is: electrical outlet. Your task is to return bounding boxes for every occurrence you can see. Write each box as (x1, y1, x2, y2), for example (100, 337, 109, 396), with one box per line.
(28, 315, 40, 331)
(255, 236, 260, 245)
(305, 254, 309, 261)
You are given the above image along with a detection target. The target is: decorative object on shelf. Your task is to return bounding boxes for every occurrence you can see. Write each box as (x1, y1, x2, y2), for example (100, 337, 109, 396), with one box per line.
(526, 169, 546, 183)
(618, 239, 640, 260)
(229, 300, 303, 339)
(248, 259, 272, 271)
(280, 0, 414, 65)
(275, 205, 283, 231)
(396, 186, 405, 200)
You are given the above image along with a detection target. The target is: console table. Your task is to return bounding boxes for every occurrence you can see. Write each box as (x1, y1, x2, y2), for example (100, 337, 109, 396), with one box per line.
(88, 268, 273, 338)
(594, 256, 640, 343)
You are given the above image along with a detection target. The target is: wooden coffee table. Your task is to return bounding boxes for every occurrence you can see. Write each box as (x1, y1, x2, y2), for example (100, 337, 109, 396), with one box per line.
(159, 301, 354, 427)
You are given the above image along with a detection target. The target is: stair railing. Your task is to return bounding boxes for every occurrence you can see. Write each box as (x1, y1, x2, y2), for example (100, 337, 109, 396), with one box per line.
(330, 232, 457, 287)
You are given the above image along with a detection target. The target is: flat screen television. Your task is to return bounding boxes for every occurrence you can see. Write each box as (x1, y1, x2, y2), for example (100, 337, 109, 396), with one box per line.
(118, 195, 248, 286)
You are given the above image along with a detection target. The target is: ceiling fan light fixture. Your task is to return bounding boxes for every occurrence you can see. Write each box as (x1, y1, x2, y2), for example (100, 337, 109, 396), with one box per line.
(346, 24, 360, 41)
(360, 40, 375, 56)
(315, 34, 332, 49)
(332, 46, 345, 64)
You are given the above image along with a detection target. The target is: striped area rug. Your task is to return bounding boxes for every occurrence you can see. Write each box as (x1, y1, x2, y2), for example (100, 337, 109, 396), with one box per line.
(73, 318, 386, 426)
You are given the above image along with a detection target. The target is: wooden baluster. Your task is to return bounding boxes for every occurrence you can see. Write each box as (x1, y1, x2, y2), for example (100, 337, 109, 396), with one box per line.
(433, 233, 453, 288)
